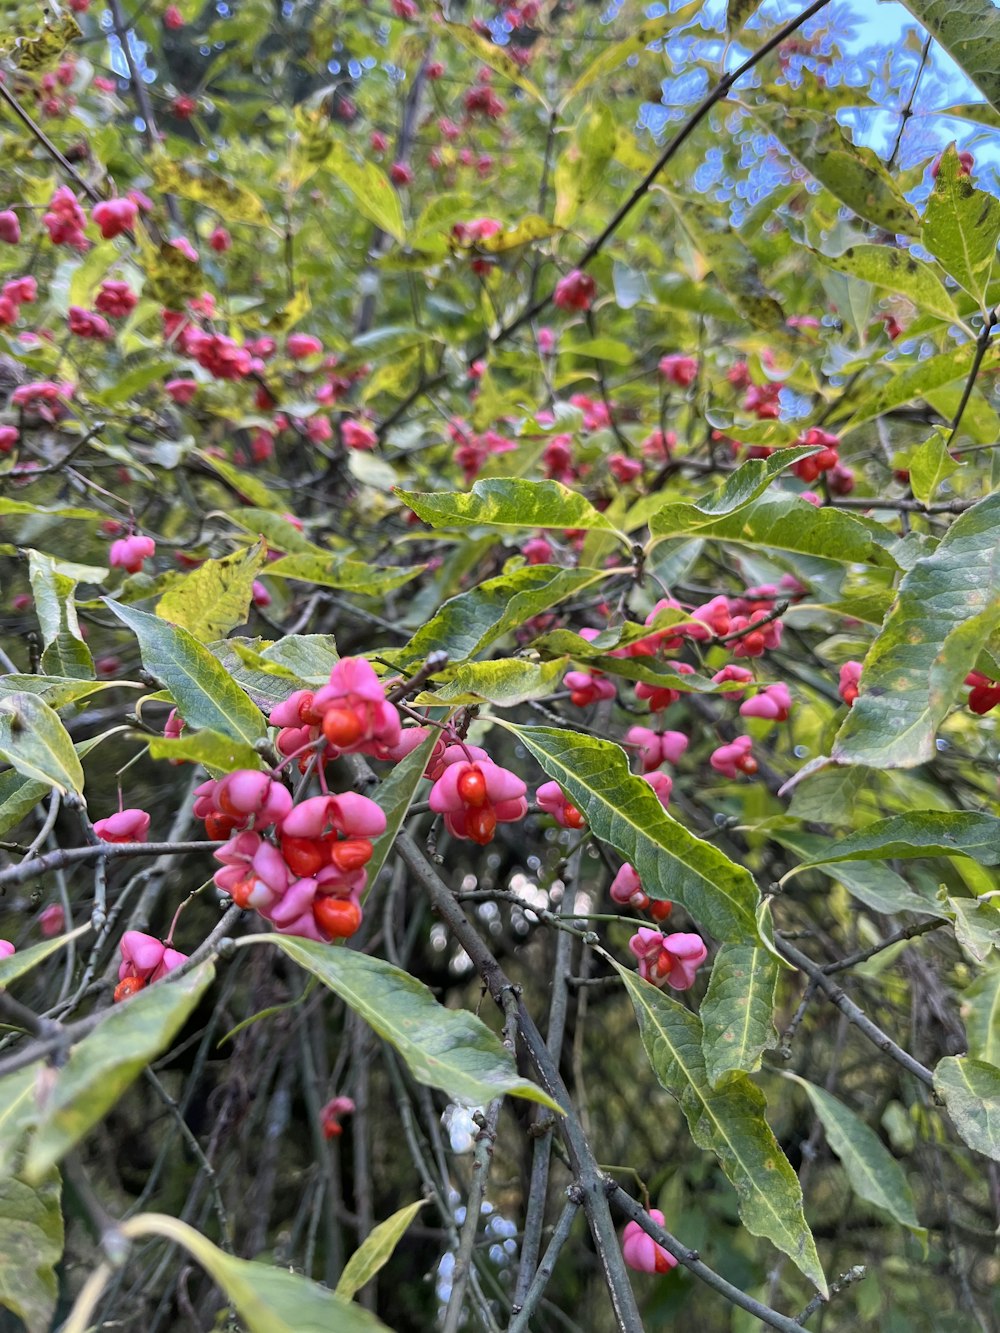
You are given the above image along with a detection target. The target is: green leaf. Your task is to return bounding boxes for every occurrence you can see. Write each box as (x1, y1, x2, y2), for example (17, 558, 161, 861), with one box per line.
(396, 478, 625, 540)
(266, 553, 425, 594)
(26, 549, 95, 680)
(393, 566, 606, 668)
(0, 1069, 42, 1177)
(0, 675, 137, 709)
(669, 197, 784, 327)
(751, 104, 919, 236)
(0, 927, 91, 991)
(832, 492, 1000, 767)
(627, 447, 820, 531)
(194, 449, 285, 511)
(786, 766, 871, 825)
(0, 770, 49, 838)
(498, 724, 759, 943)
(650, 494, 885, 566)
(553, 102, 617, 229)
(774, 829, 949, 917)
(962, 967, 1000, 1066)
(808, 812, 1000, 867)
(146, 728, 263, 773)
(475, 214, 561, 254)
(948, 894, 1000, 964)
(104, 601, 266, 747)
(431, 658, 567, 706)
(811, 244, 959, 325)
(560, 2, 702, 106)
(700, 946, 778, 1085)
(0, 499, 106, 522)
(156, 542, 266, 642)
(24, 962, 216, 1182)
(897, 1, 1000, 115)
(617, 965, 826, 1294)
(727, 0, 760, 29)
(335, 1200, 426, 1300)
(562, 336, 633, 365)
(933, 1056, 1000, 1161)
(783, 1074, 923, 1235)
(444, 21, 547, 106)
(261, 634, 340, 680)
(124, 1214, 391, 1333)
(229, 509, 319, 554)
(840, 342, 991, 430)
(150, 156, 268, 224)
(908, 435, 960, 505)
(922, 144, 1000, 308)
(252, 936, 561, 1111)
(0, 1172, 63, 1332)
(0, 694, 85, 796)
(324, 141, 406, 243)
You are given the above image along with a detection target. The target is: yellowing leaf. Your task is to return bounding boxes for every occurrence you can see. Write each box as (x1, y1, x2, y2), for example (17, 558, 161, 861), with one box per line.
(336, 1201, 425, 1300)
(156, 541, 266, 642)
(151, 157, 269, 225)
(444, 22, 547, 106)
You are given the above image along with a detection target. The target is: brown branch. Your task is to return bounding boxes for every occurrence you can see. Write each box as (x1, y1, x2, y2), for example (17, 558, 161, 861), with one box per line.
(0, 840, 220, 891)
(774, 932, 935, 1087)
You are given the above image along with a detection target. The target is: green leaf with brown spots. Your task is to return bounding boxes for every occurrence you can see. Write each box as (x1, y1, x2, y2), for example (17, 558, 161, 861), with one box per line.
(751, 105, 919, 236)
(923, 143, 1000, 309)
(898, 1, 1000, 115)
(832, 491, 1000, 767)
(811, 243, 959, 325)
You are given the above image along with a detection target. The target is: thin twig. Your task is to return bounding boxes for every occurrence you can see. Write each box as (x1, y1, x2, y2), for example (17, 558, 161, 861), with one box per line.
(774, 934, 935, 1087)
(0, 81, 103, 202)
(0, 840, 220, 891)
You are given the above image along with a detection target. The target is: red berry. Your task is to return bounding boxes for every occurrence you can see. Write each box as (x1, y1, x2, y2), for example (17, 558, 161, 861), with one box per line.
(649, 900, 673, 922)
(314, 896, 363, 939)
(114, 975, 146, 1002)
(281, 836, 326, 877)
(322, 706, 364, 748)
(205, 812, 239, 840)
(737, 754, 758, 776)
(229, 872, 258, 909)
(457, 766, 488, 807)
(465, 806, 497, 845)
(563, 804, 585, 829)
(328, 837, 373, 872)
